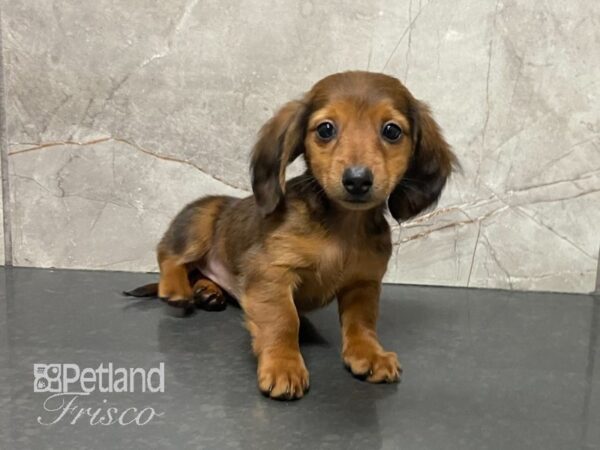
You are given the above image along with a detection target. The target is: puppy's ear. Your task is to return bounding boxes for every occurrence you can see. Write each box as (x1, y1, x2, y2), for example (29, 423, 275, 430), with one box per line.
(250, 100, 308, 216)
(388, 100, 457, 221)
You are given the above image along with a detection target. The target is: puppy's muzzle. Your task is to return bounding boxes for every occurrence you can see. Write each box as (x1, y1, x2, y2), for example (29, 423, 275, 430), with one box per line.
(342, 166, 373, 201)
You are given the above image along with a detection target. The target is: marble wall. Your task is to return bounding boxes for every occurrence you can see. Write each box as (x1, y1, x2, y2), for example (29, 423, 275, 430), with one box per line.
(1, 0, 598, 293)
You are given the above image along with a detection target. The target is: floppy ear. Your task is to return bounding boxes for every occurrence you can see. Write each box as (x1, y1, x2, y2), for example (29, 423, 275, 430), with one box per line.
(250, 100, 308, 216)
(388, 100, 457, 221)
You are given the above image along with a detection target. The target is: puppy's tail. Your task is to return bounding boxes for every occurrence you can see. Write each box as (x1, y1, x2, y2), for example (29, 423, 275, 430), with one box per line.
(123, 283, 159, 298)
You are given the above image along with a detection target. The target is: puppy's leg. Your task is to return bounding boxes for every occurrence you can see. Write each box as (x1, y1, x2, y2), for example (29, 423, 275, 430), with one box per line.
(242, 271, 309, 400)
(156, 196, 230, 315)
(157, 253, 194, 314)
(338, 281, 401, 383)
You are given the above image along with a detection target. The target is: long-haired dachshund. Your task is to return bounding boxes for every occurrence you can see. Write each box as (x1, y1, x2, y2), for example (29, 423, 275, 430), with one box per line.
(126, 71, 457, 400)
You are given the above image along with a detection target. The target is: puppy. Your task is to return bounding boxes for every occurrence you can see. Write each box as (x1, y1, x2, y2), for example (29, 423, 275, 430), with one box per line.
(126, 71, 457, 400)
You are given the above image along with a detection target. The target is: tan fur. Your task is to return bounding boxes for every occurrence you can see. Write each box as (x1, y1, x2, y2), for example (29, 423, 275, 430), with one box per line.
(133, 71, 457, 400)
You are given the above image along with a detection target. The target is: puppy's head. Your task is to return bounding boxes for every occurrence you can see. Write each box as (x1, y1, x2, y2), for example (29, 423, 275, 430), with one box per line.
(251, 71, 456, 221)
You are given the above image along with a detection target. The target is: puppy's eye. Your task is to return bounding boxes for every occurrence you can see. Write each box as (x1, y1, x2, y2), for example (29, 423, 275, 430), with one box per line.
(316, 122, 336, 141)
(381, 122, 403, 142)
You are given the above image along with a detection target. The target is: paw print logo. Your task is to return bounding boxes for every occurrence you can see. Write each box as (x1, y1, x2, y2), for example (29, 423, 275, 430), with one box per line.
(33, 364, 62, 392)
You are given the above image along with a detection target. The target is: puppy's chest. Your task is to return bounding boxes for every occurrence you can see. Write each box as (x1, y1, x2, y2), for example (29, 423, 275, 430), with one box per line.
(293, 239, 374, 309)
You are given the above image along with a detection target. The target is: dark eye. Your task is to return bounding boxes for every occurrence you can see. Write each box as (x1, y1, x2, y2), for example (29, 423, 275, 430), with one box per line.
(381, 122, 403, 142)
(316, 121, 336, 141)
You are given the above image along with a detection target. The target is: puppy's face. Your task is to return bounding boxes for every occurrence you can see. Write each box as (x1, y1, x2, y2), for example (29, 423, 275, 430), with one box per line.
(251, 71, 456, 221)
(305, 96, 413, 210)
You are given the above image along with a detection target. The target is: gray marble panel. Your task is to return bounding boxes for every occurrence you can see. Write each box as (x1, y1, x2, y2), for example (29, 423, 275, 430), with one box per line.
(1, 0, 599, 291)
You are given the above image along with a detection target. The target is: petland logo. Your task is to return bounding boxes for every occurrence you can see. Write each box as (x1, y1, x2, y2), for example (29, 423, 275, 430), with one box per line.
(33, 363, 165, 426)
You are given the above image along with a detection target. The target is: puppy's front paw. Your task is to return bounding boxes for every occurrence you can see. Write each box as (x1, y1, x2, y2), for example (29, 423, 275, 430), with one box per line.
(257, 350, 310, 400)
(343, 341, 401, 383)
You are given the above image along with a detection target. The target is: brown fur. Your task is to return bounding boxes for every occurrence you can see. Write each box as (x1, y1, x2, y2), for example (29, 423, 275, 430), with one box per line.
(126, 71, 457, 400)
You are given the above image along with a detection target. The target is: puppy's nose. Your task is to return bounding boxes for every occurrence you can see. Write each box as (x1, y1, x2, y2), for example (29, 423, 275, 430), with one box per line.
(342, 166, 373, 196)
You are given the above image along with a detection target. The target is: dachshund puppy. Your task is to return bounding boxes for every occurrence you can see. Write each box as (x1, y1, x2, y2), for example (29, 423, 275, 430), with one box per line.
(126, 71, 457, 400)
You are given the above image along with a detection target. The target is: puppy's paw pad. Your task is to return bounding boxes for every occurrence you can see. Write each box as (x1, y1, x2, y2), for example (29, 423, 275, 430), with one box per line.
(193, 289, 226, 311)
(192, 280, 227, 311)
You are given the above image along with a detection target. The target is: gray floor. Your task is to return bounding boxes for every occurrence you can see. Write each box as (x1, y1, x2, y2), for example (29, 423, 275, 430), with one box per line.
(0, 267, 598, 450)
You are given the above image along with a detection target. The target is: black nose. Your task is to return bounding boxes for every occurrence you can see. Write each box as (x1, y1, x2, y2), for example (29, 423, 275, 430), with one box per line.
(342, 166, 373, 196)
